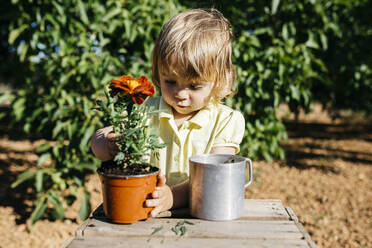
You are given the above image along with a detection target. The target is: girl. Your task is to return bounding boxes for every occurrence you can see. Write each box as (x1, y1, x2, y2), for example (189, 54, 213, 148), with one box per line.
(91, 8, 245, 217)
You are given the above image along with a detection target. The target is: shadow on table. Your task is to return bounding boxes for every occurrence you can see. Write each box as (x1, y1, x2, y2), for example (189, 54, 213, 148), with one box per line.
(91, 204, 191, 224)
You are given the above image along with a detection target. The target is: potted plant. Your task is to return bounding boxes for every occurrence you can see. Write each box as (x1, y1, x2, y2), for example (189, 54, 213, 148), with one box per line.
(94, 75, 165, 224)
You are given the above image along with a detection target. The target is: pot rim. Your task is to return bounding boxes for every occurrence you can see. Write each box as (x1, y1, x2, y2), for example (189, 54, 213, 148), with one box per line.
(97, 167, 160, 179)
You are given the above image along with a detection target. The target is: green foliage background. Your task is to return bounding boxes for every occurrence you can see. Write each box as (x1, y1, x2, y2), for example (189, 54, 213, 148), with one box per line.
(1, 0, 371, 223)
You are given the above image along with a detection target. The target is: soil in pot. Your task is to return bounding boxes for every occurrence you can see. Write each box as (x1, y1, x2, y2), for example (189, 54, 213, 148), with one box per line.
(97, 160, 159, 176)
(97, 161, 159, 224)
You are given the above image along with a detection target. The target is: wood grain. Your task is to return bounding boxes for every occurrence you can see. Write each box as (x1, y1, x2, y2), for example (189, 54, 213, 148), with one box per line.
(63, 199, 316, 248)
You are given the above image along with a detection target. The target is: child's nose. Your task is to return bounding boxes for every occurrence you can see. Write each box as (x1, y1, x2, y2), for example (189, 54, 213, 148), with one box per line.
(175, 88, 188, 100)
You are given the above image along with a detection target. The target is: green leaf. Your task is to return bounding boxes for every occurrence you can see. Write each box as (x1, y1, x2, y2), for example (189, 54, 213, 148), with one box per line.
(175, 220, 185, 227)
(0, 93, 10, 104)
(75, 162, 98, 172)
(77, 0, 89, 24)
(290, 85, 300, 101)
(180, 225, 187, 236)
(80, 125, 95, 149)
(23, 122, 31, 133)
(35, 171, 43, 192)
(320, 33, 328, 50)
(305, 32, 319, 49)
(8, 24, 28, 44)
(36, 143, 51, 153)
(282, 24, 288, 40)
(52, 1, 64, 16)
(37, 153, 51, 167)
(18, 42, 29, 62)
(151, 226, 163, 235)
(52, 121, 65, 138)
(73, 176, 83, 187)
(102, 8, 122, 22)
(0, 112, 6, 120)
(52, 145, 60, 158)
(171, 227, 179, 235)
(30, 200, 48, 224)
(249, 35, 260, 47)
(78, 192, 91, 221)
(68, 122, 78, 140)
(262, 150, 273, 162)
(11, 170, 36, 188)
(13, 98, 26, 121)
(48, 191, 65, 219)
(271, 0, 280, 14)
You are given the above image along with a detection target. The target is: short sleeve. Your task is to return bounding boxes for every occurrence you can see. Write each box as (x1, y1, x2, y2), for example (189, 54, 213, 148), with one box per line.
(212, 110, 245, 153)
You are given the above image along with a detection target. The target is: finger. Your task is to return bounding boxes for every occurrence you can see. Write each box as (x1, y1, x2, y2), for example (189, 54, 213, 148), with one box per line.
(152, 188, 164, 198)
(106, 133, 117, 147)
(145, 198, 160, 208)
(157, 174, 166, 186)
(152, 190, 159, 198)
(107, 132, 117, 140)
(151, 207, 161, 217)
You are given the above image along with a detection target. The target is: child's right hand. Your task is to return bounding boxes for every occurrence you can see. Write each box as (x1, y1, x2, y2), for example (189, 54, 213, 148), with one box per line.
(146, 174, 173, 217)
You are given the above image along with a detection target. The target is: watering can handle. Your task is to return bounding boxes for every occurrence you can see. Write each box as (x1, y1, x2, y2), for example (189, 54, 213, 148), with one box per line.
(244, 158, 253, 188)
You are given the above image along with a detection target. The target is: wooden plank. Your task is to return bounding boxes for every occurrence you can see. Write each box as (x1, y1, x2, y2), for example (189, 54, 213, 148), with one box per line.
(65, 199, 318, 248)
(242, 199, 289, 220)
(92, 199, 289, 221)
(66, 236, 310, 248)
(79, 218, 304, 240)
(285, 207, 318, 248)
(75, 218, 91, 237)
(60, 237, 74, 248)
(155, 199, 289, 220)
(294, 221, 318, 248)
(285, 207, 299, 222)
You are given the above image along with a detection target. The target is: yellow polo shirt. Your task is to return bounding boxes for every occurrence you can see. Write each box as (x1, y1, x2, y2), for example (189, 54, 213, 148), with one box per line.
(147, 97, 245, 186)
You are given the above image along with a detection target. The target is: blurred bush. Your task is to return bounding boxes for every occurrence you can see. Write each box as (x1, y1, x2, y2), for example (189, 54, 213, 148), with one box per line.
(312, 0, 372, 114)
(182, 0, 372, 160)
(3, 0, 182, 224)
(2, 0, 371, 223)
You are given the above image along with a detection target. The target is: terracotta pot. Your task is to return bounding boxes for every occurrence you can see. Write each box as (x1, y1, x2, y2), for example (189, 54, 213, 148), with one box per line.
(98, 168, 159, 224)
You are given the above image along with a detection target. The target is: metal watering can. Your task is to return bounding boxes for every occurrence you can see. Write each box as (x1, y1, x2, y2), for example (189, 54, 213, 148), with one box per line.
(189, 154, 253, 221)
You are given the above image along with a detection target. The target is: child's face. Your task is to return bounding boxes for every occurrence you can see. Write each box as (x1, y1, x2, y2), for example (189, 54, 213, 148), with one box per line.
(159, 73, 214, 117)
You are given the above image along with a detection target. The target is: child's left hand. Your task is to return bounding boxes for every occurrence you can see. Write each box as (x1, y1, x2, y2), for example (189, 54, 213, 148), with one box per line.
(145, 174, 173, 217)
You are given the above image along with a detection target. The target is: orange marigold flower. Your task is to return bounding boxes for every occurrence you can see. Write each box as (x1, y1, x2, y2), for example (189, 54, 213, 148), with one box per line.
(110, 75, 155, 105)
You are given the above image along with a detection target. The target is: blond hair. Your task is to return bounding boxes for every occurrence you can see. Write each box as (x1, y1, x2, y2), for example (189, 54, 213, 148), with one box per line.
(152, 8, 236, 103)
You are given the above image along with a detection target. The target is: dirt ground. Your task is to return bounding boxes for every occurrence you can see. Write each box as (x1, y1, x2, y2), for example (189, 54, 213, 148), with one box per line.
(0, 104, 371, 248)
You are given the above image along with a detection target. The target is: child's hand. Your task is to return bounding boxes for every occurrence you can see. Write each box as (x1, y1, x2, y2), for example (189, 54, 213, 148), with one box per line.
(106, 131, 119, 159)
(146, 174, 173, 217)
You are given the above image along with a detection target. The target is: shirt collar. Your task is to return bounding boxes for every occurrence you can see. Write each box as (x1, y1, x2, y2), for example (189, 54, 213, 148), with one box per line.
(188, 102, 214, 128)
(158, 97, 214, 129)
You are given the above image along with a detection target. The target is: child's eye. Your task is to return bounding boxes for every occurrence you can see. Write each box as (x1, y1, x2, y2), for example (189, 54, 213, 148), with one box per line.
(165, 80, 176, 85)
(190, 84, 203, 90)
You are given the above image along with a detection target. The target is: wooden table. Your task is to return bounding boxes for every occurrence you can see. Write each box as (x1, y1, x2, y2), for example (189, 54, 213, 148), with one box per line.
(62, 199, 317, 248)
